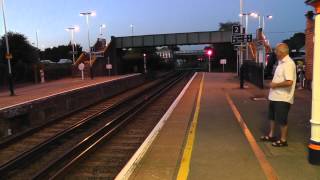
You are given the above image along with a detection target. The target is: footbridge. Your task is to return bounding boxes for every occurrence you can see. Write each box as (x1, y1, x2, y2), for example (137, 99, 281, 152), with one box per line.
(74, 31, 232, 76)
(114, 31, 232, 48)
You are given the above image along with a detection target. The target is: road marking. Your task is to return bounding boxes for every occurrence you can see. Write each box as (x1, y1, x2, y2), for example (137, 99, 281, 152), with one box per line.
(225, 93, 278, 180)
(176, 73, 204, 180)
(115, 72, 198, 180)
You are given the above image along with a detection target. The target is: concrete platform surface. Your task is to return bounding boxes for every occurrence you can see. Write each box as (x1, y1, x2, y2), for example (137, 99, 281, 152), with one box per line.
(0, 74, 138, 110)
(127, 73, 320, 180)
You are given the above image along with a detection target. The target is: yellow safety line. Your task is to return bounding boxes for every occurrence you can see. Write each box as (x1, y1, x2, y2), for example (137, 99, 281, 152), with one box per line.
(176, 73, 204, 180)
(225, 93, 278, 180)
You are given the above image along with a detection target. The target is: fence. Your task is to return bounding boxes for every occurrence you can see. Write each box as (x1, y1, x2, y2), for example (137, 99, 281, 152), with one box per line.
(242, 60, 264, 89)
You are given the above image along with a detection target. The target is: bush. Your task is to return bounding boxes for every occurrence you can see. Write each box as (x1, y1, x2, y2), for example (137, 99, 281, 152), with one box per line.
(43, 63, 72, 81)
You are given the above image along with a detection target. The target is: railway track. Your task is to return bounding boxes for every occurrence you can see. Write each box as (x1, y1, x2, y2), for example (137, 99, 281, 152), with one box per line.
(0, 77, 163, 166)
(0, 72, 193, 179)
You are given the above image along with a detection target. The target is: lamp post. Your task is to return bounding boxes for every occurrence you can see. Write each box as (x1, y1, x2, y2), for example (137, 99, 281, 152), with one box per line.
(250, 13, 273, 65)
(207, 49, 213, 73)
(251, 13, 273, 31)
(239, 12, 256, 60)
(143, 53, 147, 74)
(65, 26, 79, 64)
(130, 24, 134, 36)
(305, 0, 320, 165)
(1, 0, 14, 96)
(99, 24, 106, 37)
(239, 0, 244, 68)
(80, 11, 96, 79)
(35, 30, 39, 50)
(262, 15, 273, 30)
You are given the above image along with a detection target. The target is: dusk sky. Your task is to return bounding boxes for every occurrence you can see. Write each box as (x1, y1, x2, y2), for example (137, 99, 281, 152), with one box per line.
(0, 0, 311, 50)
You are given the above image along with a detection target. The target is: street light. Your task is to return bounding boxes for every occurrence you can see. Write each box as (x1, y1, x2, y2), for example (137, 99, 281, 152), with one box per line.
(239, 12, 256, 60)
(99, 24, 106, 37)
(1, 0, 14, 96)
(130, 24, 134, 36)
(263, 15, 273, 30)
(250, 13, 273, 30)
(65, 26, 80, 64)
(143, 53, 147, 74)
(207, 49, 213, 72)
(35, 30, 40, 50)
(80, 11, 96, 79)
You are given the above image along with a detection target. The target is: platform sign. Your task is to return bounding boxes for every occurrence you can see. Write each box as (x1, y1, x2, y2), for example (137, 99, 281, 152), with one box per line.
(106, 64, 112, 70)
(246, 34, 253, 42)
(232, 34, 253, 44)
(78, 63, 85, 71)
(220, 59, 227, 72)
(232, 34, 244, 44)
(220, 59, 227, 65)
(78, 63, 85, 80)
(232, 25, 241, 34)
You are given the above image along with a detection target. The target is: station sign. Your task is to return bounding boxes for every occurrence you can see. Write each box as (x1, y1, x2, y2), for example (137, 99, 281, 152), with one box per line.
(220, 59, 227, 65)
(106, 64, 112, 70)
(78, 63, 85, 71)
(231, 34, 253, 44)
(232, 25, 241, 34)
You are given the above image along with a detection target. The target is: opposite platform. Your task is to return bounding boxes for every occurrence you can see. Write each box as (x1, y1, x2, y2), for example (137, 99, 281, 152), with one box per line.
(0, 74, 139, 110)
(0, 74, 144, 137)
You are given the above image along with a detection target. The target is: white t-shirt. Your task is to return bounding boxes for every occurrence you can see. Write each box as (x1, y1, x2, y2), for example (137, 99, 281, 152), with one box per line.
(268, 55, 296, 104)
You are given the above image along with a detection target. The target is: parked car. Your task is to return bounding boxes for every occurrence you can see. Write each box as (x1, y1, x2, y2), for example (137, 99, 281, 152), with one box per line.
(57, 59, 72, 64)
(40, 60, 55, 64)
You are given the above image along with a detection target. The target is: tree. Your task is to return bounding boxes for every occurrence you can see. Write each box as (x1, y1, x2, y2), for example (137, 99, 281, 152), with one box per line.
(40, 43, 82, 62)
(282, 32, 305, 51)
(213, 22, 238, 72)
(0, 32, 39, 84)
(0, 32, 39, 65)
(219, 21, 239, 31)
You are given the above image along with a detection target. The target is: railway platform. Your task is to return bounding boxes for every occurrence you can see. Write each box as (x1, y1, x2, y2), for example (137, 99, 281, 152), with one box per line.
(120, 73, 320, 180)
(0, 74, 144, 137)
(0, 74, 139, 109)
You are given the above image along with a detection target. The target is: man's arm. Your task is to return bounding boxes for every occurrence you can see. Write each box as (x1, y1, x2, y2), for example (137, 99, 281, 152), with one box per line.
(270, 80, 293, 89)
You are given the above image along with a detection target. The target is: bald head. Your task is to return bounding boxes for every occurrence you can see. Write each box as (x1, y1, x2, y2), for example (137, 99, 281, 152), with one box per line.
(275, 43, 289, 60)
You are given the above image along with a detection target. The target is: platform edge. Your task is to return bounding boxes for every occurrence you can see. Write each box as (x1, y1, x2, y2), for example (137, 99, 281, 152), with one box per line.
(115, 72, 198, 180)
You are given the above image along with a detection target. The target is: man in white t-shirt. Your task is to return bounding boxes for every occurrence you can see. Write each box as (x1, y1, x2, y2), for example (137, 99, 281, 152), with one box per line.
(260, 43, 296, 147)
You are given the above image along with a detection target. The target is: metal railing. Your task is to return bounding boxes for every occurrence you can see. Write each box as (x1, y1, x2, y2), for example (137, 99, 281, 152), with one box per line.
(242, 60, 264, 89)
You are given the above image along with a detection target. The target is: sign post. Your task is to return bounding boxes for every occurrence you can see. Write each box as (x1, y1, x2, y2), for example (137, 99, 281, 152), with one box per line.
(220, 59, 227, 72)
(78, 63, 85, 80)
(40, 69, 45, 83)
(106, 57, 112, 76)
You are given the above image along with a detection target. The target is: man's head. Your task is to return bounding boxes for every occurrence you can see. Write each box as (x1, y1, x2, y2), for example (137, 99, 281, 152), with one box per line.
(275, 43, 289, 61)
